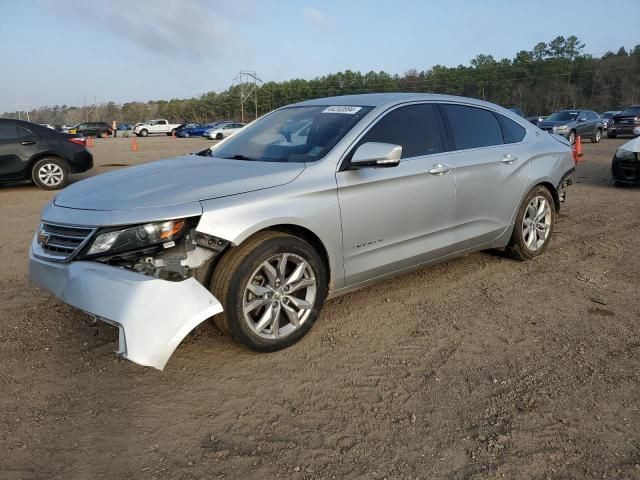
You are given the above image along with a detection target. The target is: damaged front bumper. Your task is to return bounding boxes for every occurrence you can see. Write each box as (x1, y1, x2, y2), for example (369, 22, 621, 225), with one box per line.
(29, 242, 223, 370)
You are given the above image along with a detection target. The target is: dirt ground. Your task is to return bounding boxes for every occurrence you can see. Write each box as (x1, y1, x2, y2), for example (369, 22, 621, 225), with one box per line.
(0, 135, 638, 480)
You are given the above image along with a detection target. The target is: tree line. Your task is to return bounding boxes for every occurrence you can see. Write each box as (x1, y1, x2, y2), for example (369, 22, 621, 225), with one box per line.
(3, 36, 639, 125)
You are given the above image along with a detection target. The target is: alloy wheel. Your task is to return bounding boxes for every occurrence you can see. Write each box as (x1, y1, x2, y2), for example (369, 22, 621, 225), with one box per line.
(522, 195, 552, 251)
(37, 163, 64, 187)
(243, 253, 317, 339)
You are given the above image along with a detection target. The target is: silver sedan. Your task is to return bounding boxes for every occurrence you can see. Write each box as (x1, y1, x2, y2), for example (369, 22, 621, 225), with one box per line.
(29, 93, 575, 369)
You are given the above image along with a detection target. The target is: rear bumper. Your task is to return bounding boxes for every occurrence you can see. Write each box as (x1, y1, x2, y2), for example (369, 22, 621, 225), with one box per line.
(29, 243, 223, 370)
(68, 149, 93, 173)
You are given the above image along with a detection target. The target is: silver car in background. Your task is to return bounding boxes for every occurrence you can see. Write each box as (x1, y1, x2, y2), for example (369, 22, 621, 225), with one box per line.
(29, 93, 575, 369)
(204, 121, 245, 140)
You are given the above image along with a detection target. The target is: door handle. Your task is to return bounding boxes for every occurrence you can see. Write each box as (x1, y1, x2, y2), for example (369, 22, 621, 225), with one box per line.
(501, 154, 518, 165)
(428, 163, 452, 175)
(20, 140, 36, 146)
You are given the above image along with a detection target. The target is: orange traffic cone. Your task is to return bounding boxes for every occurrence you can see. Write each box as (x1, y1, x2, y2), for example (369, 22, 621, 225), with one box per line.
(573, 136, 583, 164)
(131, 137, 138, 152)
(86, 136, 94, 147)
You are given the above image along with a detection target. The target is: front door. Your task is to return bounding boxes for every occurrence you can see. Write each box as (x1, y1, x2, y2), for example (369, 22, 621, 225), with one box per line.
(336, 103, 455, 287)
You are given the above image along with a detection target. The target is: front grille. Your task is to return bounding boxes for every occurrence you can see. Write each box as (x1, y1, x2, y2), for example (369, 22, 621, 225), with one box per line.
(36, 222, 95, 261)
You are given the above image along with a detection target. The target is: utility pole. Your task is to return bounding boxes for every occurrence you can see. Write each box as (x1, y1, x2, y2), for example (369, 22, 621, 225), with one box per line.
(233, 71, 263, 123)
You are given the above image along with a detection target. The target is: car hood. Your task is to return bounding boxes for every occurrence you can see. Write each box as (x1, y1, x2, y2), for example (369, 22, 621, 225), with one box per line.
(619, 137, 640, 153)
(54, 155, 305, 211)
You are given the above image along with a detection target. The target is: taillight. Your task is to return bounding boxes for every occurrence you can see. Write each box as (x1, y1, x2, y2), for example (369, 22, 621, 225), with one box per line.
(68, 137, 86, 146)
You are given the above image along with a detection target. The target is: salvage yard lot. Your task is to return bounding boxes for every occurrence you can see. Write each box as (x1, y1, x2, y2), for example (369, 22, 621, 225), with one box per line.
(0, 137, 638, 479)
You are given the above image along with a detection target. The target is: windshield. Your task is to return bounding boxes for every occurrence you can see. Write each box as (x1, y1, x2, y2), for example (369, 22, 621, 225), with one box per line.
(620, 106, 640, 116)
(546, 111, 579, 122)
(211, 105, 373, 162)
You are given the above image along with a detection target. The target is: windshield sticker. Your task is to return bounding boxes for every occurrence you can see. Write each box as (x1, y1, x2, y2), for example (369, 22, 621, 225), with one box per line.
(322, 106, 362, 115)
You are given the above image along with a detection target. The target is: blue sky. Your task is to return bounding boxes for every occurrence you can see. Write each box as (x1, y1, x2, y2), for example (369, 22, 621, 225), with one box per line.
(0, 0, 638, 112)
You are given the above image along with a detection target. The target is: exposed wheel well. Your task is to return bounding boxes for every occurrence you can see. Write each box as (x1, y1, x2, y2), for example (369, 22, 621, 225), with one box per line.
(208, 224, 332, 289)
(536, 182, 560, 212)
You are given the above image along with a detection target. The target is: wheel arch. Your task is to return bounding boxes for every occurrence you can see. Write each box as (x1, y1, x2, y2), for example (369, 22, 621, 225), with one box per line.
(212, 223, 333, 291)
(27, 152, 68, 177)
(534, 181, 560, 212)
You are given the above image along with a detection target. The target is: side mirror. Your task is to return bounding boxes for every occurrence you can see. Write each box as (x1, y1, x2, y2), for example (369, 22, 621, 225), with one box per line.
(350, 142, 402, 169)
(578, 117, 587, 122)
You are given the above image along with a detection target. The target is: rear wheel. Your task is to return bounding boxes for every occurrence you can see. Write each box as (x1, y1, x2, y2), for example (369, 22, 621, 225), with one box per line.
(210, 231, 328, 351)
(506, 185, 556, 261)
(31, 157, 68, 190)
(593, 129, 602, 143)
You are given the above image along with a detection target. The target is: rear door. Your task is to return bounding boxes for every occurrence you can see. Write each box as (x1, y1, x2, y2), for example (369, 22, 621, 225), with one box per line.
(441, 104, 530, 249)
(0, 123, 39, 179)
(336, 103, 456, 286)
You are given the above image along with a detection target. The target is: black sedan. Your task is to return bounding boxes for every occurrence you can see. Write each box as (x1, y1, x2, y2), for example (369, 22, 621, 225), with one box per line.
(0, 118, 93, 190)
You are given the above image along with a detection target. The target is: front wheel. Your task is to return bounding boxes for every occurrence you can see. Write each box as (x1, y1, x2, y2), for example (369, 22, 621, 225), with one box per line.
(506, 185, 556, 261)
(216, 133, 223, 140)
(31, 157, 69, 190)
(210, 231, 328, 351)
(139, 129, 148, 137)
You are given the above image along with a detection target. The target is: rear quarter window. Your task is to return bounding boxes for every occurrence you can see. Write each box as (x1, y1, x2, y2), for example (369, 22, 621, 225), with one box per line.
(497, 115, 526, 144)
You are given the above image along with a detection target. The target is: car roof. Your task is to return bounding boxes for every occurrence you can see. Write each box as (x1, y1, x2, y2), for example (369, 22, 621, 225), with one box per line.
(290, 92, 512, 112)
(0, 117, 59, 134)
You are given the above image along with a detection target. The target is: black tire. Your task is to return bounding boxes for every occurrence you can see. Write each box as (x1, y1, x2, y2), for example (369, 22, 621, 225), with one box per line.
(139, 129, 148, 137)
(210, 231, 328, 351)
(593, 129, 602, 143)
(607, 133, 617, 139)
(568, 131, 576, 144)
(216, 133, 223, 140)
(31, 157, 69, 190)
(506, 185, 557, 261)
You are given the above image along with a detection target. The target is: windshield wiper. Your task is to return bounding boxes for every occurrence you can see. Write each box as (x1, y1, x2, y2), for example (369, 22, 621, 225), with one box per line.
(222, 154, 258, 161)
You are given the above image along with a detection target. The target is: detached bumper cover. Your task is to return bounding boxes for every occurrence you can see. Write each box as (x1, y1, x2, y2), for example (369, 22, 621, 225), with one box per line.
(29, 247, 223, 370)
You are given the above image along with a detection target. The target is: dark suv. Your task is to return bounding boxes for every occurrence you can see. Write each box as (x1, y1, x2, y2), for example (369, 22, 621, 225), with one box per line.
(607, 105, 640, 138)
(537, 109, 602, 143)
(69, 122, 112, 137)
(0, 119, 93, 190)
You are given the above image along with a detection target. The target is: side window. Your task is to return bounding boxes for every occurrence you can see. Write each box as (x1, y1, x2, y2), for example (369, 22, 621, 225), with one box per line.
(497, 114, 526, 144)
(0, 123, 19, 141)
(442, 104, 504, 150)
(355, 104, 446, 159)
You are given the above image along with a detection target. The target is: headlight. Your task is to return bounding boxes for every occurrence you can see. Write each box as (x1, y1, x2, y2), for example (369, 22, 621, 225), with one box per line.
(615, 149, 637, 161)
(87, 219, 186, 256)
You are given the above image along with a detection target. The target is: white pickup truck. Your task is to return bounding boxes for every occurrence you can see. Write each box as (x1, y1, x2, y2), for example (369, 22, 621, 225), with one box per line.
(133, 119, 182, 137)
